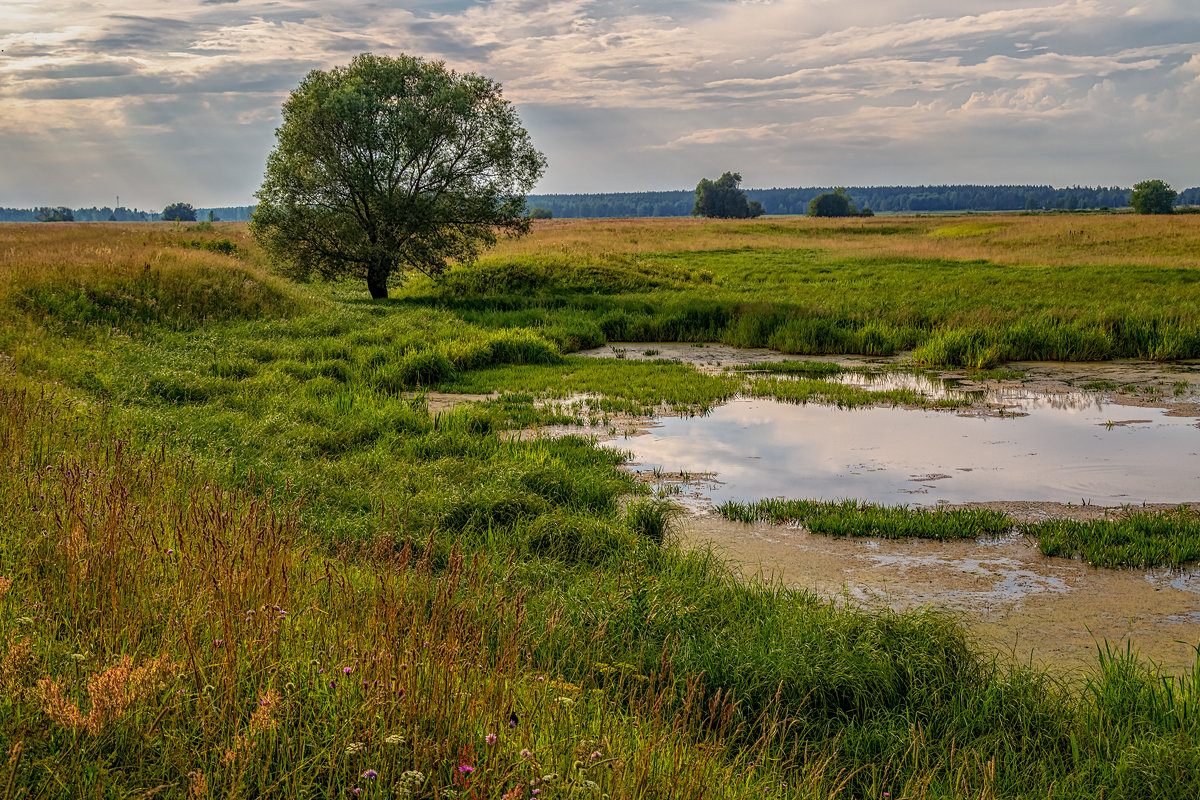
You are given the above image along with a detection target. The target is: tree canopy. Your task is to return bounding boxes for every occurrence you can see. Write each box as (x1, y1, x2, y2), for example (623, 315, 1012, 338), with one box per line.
(251, 52, 546, 299)
(808, 188, 859, 217)
(161, 202, 196, 222)
(34, 207, 73, 222)
(691, 172, 765, 219)
(1130, 179, 1177, 214)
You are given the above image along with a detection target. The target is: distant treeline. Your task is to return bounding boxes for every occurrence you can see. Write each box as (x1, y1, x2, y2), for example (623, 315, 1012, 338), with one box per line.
(3, 186, 1199, 223)
(527, 185, 1200, 217)
(0, 205, 256, 222)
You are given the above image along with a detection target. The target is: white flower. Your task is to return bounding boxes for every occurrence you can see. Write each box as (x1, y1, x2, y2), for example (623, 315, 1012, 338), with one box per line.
(344, 742, 365, 755)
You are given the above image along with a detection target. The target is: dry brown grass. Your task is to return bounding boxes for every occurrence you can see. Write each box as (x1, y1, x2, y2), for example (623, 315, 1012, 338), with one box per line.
(490, 214, 1200, 269)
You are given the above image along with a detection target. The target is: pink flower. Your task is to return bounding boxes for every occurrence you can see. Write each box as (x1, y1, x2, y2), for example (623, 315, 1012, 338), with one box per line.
(485, 733, 497, 746)
(458, 765, 474, 774)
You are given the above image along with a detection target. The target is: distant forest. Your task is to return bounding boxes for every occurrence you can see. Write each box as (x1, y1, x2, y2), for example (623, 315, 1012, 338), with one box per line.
(0, 205, 255, 222)
(3, 187, 1199, 222)
(527, 185, 1200, 218)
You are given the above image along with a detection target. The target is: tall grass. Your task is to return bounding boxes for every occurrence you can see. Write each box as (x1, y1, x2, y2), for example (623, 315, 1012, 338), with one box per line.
(717, 498, 1014, 539)
(1026, 508, 1200, 567)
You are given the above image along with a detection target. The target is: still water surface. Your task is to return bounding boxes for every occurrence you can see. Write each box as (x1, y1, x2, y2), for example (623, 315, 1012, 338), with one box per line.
(606, 389, 1200, 506)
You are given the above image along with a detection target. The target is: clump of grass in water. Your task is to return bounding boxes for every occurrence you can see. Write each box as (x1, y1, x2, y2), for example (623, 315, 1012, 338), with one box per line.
(1026, 507, 1200, 567)
(717, 498, 1014, 540)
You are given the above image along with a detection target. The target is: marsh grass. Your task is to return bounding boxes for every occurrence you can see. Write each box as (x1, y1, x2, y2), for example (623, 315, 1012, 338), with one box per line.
(6, 222, 1200, 798)
(717, 498, 1014, 539)
(0, 384, 814, 799)
(1026, 508, 1200, 567)
(413, 214, 1200, 366)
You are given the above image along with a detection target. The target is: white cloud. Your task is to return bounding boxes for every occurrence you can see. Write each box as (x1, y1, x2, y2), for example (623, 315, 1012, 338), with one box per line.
(2, 0, 1199, 205)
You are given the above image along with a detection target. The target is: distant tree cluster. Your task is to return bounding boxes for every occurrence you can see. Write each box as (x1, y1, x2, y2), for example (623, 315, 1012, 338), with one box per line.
(1130, 180, 1177, 214)
(0, 206, 155, 222)
(808, 188, 873, 218)
(161, 202, 197, 222)
(529, 207, 553, 219)
(34, 206, 74, 222)
(691, 172, 765, 219)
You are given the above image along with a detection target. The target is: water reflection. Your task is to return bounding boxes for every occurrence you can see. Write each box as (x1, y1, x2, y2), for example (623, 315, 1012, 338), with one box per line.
(606, 394, 1200, 507)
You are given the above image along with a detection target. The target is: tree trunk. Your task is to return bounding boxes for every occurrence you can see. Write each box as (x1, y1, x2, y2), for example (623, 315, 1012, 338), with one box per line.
(366, 261, 390, 299)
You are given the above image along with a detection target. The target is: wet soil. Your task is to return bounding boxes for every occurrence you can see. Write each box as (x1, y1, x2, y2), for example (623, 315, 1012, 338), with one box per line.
(683, 514, 1200, 676)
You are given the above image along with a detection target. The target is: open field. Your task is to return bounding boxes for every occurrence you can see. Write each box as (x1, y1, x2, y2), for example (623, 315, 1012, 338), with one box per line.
(3, 217, 1200, 798)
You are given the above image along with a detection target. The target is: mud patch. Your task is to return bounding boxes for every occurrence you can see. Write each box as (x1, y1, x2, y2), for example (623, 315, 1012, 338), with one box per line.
(683, 514, 1200, 676)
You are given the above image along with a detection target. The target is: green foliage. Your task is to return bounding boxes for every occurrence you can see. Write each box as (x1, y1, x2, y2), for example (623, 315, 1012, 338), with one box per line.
(1130, 179, 1177, 215)
(251, 52, 547, 299)
(718, 498, 1014, 539)
(528, 207, 553, 219)
(1026, 508, 1200, 567)
(808, 187, 858, 217)
(160, 201, 196, 222)
(691, 172, 765, 219)
(34, 206, 73, 222)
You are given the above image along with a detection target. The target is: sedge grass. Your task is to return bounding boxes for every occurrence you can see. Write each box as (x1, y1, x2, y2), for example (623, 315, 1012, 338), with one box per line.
(717, 498, 1015, 539)
(1025, 508, 1200, 568)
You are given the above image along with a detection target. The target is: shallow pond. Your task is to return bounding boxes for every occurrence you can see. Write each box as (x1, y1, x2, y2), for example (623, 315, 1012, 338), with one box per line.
(581, 353, 1200, 673)
(604, 391, 1200, 507)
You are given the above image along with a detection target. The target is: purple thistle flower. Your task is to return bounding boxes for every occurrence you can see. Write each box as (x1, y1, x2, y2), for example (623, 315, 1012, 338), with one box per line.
(485, 733, 497, 745)
(458, 765, 474, 774)
(361, 769, 378, 780)
(343, 666, 353, 674)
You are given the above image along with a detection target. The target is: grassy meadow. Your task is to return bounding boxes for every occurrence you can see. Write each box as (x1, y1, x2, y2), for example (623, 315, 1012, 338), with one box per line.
(3, 215, 1200, 798)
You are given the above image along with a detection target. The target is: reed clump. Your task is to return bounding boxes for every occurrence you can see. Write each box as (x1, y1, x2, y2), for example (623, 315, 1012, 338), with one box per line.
(717, 498, 1014, 539)
(1026, 508, 1200, 567)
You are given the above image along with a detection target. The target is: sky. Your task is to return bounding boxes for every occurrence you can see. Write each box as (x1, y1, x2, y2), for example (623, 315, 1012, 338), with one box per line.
(2, 0, 1199, 210)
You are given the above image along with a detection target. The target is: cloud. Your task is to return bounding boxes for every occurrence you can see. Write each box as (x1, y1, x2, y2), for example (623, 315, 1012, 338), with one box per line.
(2, 0, 1199, 205)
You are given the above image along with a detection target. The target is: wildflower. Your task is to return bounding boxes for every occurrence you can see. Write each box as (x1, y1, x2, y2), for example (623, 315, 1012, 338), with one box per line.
(361, 769, 378, 779)
(384, 733, 406, 745)
(520, 749, 532, 759)
(485, 733, 497, 746)
(351, 788, 361, 796)
(458, 765, 474, 774)
(590, 750, 601, 761)
(344, 742, 365, 755)
(343, 666, 353, 674)
(329, 681, 337, 689)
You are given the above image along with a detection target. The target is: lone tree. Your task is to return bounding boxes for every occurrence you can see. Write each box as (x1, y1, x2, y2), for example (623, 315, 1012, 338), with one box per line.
(252, 53, 546, 299)
(1130, 179, 1176, 215)
(692, 172, 765, 219)
(161, 202, 196, 222)
(808, 188, 858, 217)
